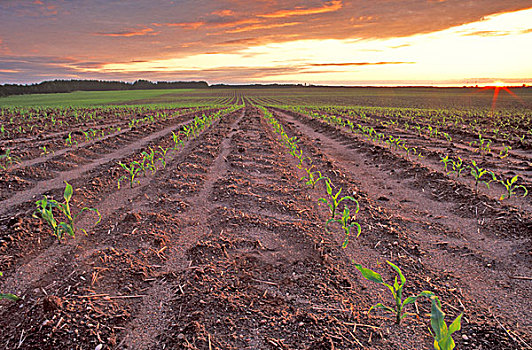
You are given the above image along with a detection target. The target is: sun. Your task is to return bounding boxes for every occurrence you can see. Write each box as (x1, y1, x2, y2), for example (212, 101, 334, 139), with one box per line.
(491, 81, 507, 87)
(474, 81, 525, 114)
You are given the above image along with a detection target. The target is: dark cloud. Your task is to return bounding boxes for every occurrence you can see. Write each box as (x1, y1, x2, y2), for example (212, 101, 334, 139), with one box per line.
(95, 27, 159, 37)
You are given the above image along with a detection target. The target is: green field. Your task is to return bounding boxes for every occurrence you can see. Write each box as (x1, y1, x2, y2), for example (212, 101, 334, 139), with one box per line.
(0, 89, 198, 107)
(2, 87, 531, 113)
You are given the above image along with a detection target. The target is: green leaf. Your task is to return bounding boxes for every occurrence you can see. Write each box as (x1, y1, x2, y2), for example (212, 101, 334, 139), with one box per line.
(0, 293, 19, 301)
(430, 296, 446, 340)
(354, 264, 384, 284)
(351, 222, 362, 237)
(338, 195, 356, 204)
(386, 261, 406, 287)
(403, 291, 434, 306)
(318, 198, 328, 205)
(63, 181, 73, 202)
(448, 313, 463, 335)
(369, 303, 395, 314)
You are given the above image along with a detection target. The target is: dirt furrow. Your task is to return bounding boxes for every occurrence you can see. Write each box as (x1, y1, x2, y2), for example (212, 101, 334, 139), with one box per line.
(0, 116, 200, 215)
(271, 107, 531, 347)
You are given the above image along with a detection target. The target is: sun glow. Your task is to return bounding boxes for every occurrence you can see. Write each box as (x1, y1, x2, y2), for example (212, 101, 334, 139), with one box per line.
(89, 7, 532, 85)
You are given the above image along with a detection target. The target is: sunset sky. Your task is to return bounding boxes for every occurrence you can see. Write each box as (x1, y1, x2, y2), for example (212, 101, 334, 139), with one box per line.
(1, 1, 531, 86)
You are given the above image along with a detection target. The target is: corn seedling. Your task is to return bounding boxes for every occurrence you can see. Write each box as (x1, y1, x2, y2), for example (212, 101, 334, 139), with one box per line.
(157, 146, 169, 169)
(499, 175, 528, 200)
(440, 155, 452, 172)
(354, 261, 433, 324)
(499, 145, 511, 159)
(0, 272, 19, 301)
(442, 132, 452, 142)
(327, 204, 361, 248)
(470, 134, 492, 155)
(33, 181, 101, 242)
(301, 166, 327, 189)
(132, 157, 149, 176)
(182, 125, 192, 140)
(118, 162, 141, 189)
(429, 296, 462, 350)
(468, 160, 492, 193)
(141, 148, 157, 174)
(65, 132, 77, 147)
(171, 131, 184, 150)
(318, 178, 357, 220)
(450, 157, 465, 178)
(39, 145, 53, 156)
(82, 130, 91, 141)
(0, 149, 19, 170)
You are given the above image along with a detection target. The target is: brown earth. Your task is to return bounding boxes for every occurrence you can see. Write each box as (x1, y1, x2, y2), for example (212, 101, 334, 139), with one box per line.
(0, 103, 530, 349)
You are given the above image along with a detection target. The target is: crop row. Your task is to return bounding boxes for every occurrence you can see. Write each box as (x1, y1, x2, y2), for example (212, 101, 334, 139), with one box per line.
(277, 106, 529, 203)
(275, 104, 531, 149)
(116, 105, 242, 188)
(0, 104, 243, 299)
(260, 106, 463, 350)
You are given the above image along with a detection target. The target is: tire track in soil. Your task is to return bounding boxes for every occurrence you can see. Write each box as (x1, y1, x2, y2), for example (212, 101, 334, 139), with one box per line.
(115, 108, 246, 349)
(336, 109, 532, 205)
(0, 109, 235, 318)
(0, 113, 202, 215)
(0, 108, 243, 349)
(153, 107, 397, 350)
(272, 108, 532, 346)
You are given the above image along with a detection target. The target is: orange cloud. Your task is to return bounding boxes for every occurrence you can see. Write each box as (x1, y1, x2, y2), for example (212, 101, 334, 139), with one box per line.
(96, 27, 158, 37)
(258, 0, 342, 19)
(213, 18, 261, 28)
(462, 30, 511, 37)
(226, 22, 301, 34)
(164, 21, 205, 29)
(212, 9, 234, 17)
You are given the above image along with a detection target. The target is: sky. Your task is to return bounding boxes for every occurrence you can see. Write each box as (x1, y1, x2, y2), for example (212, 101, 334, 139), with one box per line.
(0, 0, 531, 86)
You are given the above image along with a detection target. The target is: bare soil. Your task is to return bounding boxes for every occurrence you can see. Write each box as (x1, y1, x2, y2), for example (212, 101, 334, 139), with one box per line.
(0, 104, 530, 349)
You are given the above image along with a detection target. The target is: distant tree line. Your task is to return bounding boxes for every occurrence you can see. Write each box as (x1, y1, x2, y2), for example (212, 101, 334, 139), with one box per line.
(0, 79, 209, 97)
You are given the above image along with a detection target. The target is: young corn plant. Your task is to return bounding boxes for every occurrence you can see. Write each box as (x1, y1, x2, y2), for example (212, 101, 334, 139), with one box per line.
(429, 295, 463, 350)
(171, 131, 184, 150)
(442, 132, 453, 142)
(82, 130, 91, 142)
(0, 272, 19, 301)
(118, 162, 141, 189)
(499, 175, 528, 200)
(141, 148, 157, 174)
(440, 155, 452, 172)
(318, 179, 357, 220)
(354, 261, 433, 325)
(470, 134, 492, 155)
(39, 145, 53, 156)
(468, 160, 491, 194)
(33, 181, 101, 242)
(132, 157, 149, 176)
(499, 145, 511, 159)
(65, 132, 77, 147)
(182, 125, 192, 140)
(450, 157, 466, 178)
(157, 146, 169, 169)
(327, 204, 361, 248)
(0, 149, 19, 170)
(301, 166, 327, 189)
